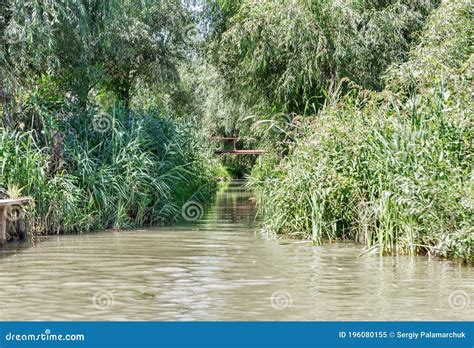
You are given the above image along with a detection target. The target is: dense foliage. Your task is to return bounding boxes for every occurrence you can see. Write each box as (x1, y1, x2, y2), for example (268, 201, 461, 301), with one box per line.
(207, 0, 438, 114)
(0, 111, 219, 234)
(1, 0, 192, 103)
(188, 0, 441, 177)
(0, 0, 471, 262)
(0, 0, 221, 235)
(250, 0, 473, 261)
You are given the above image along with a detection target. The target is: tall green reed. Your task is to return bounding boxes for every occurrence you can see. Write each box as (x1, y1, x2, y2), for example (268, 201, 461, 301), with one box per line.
(249, 0, 473, 261)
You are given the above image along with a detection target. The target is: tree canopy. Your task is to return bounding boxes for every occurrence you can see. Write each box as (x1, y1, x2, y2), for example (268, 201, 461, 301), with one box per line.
(206, 0, 438, 114)
(1, 0, 192, 105)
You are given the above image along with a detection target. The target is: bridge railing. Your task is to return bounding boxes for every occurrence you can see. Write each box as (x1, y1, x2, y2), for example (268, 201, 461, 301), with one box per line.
(209, 137, 264, 155)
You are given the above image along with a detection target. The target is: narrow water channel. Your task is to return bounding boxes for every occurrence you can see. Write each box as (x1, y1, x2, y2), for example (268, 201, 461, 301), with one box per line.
(0, 181, 472, 320)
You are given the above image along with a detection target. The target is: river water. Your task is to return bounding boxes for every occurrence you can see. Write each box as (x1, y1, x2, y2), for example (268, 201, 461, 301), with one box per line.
(0, 181, 472, 321)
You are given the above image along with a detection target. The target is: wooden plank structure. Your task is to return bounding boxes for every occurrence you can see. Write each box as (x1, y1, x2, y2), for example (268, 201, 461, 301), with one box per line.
(210, 137, 265, 156)
(214, 149, 265, 155)
(0, 198, 30, 246)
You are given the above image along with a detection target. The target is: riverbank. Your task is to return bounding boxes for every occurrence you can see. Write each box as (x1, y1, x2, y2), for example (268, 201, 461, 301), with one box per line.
(0, 109, 222, 238)
(249, 0, 473, 262)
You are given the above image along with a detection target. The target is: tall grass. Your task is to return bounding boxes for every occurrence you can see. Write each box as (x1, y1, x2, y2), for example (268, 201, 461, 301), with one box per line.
(0, 104, 220, 235)
(250, 0, 473, 261)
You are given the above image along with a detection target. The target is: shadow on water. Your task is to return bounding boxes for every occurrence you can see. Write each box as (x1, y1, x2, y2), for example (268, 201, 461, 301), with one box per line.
(0, 180, 472, 321)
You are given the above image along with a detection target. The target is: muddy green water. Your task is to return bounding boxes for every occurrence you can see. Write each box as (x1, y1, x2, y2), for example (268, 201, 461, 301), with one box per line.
(0, 181, 472, 321)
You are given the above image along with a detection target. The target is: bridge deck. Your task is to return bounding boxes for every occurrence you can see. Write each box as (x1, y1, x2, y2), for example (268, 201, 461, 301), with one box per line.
(215, 149, 265, 155)
(0, 198, 30, 206)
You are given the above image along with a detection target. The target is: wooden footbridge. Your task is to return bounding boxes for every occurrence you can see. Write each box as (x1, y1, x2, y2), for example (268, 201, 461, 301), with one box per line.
(211, 137, 265, 156)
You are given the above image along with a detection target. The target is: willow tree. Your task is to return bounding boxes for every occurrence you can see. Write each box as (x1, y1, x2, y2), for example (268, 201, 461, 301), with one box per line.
(1, 0, 192, 107)
(207, 0, 439, 114)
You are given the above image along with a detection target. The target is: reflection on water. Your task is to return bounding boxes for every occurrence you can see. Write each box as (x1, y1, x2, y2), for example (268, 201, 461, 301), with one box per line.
(0, 181, 472, 321)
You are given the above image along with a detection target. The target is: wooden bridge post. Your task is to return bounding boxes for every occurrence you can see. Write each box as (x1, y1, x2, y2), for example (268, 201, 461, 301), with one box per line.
(0, 198, 30, 246)
(0, 206, 6, 246)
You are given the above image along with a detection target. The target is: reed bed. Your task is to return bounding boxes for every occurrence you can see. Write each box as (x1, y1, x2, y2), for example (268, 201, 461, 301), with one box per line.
(0, 106, 220, 235)
(250, 0, 473, 261)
